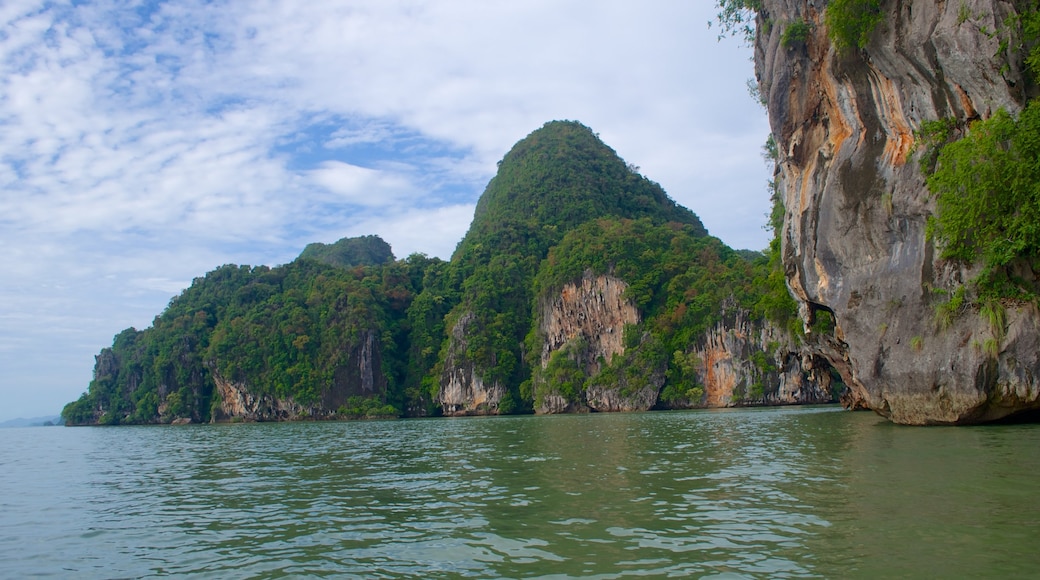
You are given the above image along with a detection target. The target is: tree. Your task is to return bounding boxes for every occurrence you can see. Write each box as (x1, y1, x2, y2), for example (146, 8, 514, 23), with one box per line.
(926, 101, 1040, 300)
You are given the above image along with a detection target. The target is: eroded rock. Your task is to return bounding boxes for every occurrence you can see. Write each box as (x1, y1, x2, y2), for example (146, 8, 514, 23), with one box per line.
(757, 0, 1040, 423)
(438, 312, 507, 416)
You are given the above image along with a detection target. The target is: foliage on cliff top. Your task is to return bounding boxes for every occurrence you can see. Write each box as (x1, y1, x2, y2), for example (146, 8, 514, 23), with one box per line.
(926, 100, 1040, 303)
(461, 120, 704, 261)
(714, 0, 885, 52)
(299, 235, 395, 268)
(713, 0, 761, 44)
(824, 0, 884, 52)
(62, 241, 428, 425)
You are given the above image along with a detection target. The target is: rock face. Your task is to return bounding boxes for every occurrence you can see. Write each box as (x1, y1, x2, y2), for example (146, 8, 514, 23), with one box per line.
(212, 329, 387, 422)
(532, 274, 837, 413)
(439, 312, 507, 416)
(539, 273, 639, 374)
(213, 375, 307, 422)
(689, 308, 835, 408)
(756, 0, 1040, 423)
(535, 273, 648, 413)
(328, 330, 384, 410)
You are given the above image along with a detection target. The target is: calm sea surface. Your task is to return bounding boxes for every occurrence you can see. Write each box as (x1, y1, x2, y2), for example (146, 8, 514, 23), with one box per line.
(2, 406, 1039, 578)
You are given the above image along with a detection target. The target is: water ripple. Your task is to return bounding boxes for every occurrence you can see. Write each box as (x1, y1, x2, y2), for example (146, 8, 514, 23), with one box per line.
(3, 408, 1040, 577)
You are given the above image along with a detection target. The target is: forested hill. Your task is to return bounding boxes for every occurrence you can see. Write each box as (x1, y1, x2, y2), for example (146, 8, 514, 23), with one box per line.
(422, 121, 717, 413)
(63, 121, 822, 426)
(298, 235, 395, 268)
(463, 120, 705, 254)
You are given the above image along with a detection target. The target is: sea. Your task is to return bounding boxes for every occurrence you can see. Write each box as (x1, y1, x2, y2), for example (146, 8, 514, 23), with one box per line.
(2, 405, 1038, 578)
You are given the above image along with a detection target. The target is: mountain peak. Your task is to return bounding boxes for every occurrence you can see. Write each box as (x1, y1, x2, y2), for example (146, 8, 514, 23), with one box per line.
(298, 235, 395, 268)
(462, 121, 704, 259)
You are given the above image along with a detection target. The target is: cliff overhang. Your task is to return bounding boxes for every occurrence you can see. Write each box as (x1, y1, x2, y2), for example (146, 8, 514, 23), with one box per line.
(755, 0, 1040, 424)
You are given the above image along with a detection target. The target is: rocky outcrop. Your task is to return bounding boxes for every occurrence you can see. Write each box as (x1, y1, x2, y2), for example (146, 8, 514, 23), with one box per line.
(585, 382, 661, 412)
(532, 274, 837, 412)
(212, 375, 308, 421)
(670, 307, 837, 408)
(532, 273, 654, 413)
(539, 272, 639, 372)
(212, 329, 387, 422)
(756, 0, 1040, 423)
(438, 312, 507, 416)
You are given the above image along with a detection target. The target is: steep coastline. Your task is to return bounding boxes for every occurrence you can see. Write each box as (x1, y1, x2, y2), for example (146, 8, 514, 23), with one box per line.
(63, 122, 841, 426)
(528, 269, 836, 415)
(689, 308, 835, 408)
(756, 0, 1040, 423)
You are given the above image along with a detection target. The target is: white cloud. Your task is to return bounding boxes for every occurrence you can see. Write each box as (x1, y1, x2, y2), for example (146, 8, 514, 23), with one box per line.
(0, 0, 770, 420)
(308, 160, 416, 207)
(325, 123, 397, 148)
(343, 204, 477, 261)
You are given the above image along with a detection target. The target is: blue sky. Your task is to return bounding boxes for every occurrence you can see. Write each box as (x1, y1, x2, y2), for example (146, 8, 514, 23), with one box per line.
(0, 0, 770, 421)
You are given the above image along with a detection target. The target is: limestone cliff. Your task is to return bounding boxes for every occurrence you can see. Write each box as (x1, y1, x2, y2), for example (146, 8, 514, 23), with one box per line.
(212, 329, 387, 422)
(538, 273, 638, 372)
(531, 273, 836, 413)
(212, 375, 307, 422)
(532, 272, 650, 413)
(681, 308, 836, 408)
(756, 0, 1040, 423)
(438, 312, 507, 416)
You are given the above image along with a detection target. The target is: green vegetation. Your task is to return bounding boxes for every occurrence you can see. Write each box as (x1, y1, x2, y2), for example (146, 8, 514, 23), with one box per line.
(913, 6, 1040, 351)
(957, 2, 973, 26)
(980, 337, 1001, 358)
(63, 247, 427, 425)
(337, 396, 398, 419)
(421, 121, 706, 410)
(811, 309, 836, 336)
(63, 120, 804, 425)
(980, 299, 1008, 345)
(925, 102, 1040, 302)
(524, 217, 780, 407)
(910, 335, 924, 352)
(299, 235, 395, 268)
(713, 0, 762, 44)
(781, 19, 812, 48)
(933, 286, 968, 331)
(715, 0, 884, 52)
(530, 338, 588, 410)
(1027, 9, 1040, 76)
(824, 0, 884, 52)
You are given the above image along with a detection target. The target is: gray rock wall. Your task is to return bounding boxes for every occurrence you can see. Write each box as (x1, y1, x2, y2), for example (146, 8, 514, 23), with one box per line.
(756, 0, 1040, 423)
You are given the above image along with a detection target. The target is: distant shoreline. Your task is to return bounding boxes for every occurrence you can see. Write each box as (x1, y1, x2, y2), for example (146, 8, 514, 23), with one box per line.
(0, 415, 62, 428)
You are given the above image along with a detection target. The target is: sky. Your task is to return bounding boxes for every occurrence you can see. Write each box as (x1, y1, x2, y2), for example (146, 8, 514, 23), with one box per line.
(0, 0, 771, 421)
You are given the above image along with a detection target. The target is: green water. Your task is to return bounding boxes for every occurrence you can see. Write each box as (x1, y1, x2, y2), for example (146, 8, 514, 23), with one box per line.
(2, 406, 1038, 578)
